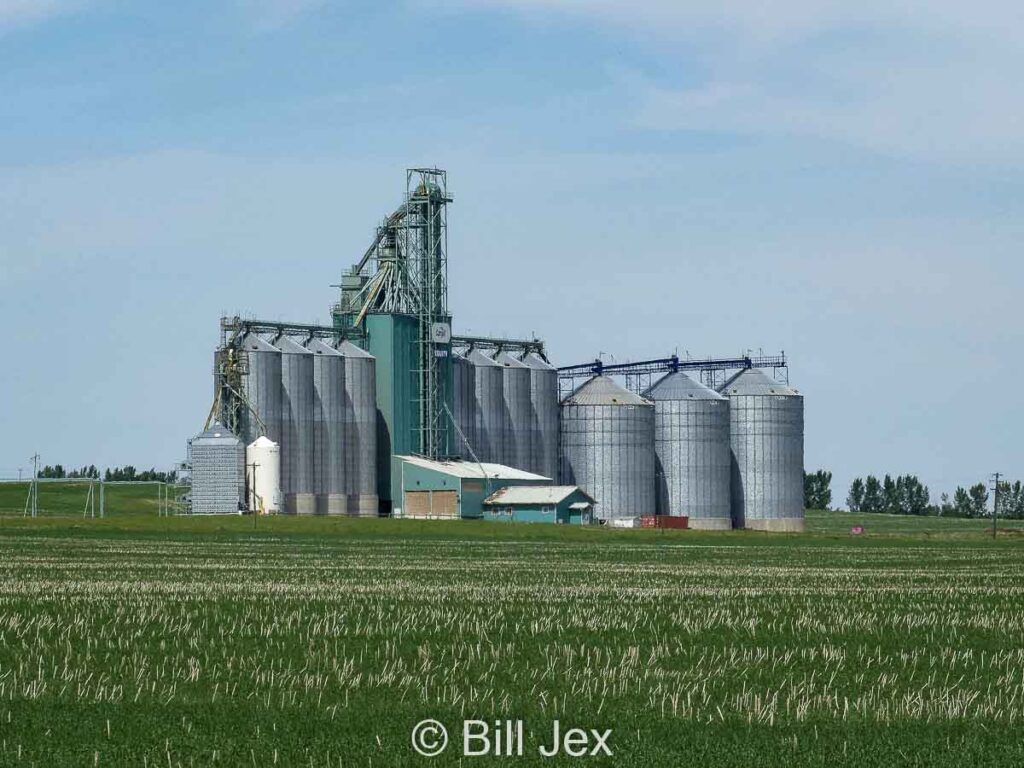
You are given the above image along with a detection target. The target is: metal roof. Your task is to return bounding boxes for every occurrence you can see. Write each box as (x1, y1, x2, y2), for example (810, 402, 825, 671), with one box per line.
(248, 435, 278, 449)
(494, 351, 527, 369)
(561, 375, 651, 406)
(643, 371, 725, 401)
(336, 340, 374, 359)
(397, 455, 550, 481)
(466, 349, 501, 367)
(304, 338, 343, 357)
(272, 335, 311, 355)
(484, 485, 596, 506)
(520, 352, 555, 371)
(240, 333, 278, 354)
(193, 423, 242, 445)
(718, 368, 801, 397)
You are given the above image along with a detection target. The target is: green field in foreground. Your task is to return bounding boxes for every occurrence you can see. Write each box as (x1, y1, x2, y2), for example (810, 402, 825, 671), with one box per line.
(1, 510, 1023, 767)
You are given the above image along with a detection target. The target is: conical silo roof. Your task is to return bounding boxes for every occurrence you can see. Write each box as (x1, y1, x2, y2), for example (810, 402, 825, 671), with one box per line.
(643, 371, 725, 401)
(240, 333, 278, 353)
(561, 375, 650, 406)
(193, 422, 242, 444)
(718, 368, 800, 397)
(494, 351, 527, 368)
(272, 335, 311, 355)
(305, 338, 343, 357)
(467, 349, 501, 367)
(520, 352, 555, 370)
(336, 340, 374, 359)
(248, 435, 278, 449)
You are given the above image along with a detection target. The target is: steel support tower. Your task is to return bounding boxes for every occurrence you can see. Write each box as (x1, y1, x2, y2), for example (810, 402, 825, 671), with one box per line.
(403, 169, 451, 459)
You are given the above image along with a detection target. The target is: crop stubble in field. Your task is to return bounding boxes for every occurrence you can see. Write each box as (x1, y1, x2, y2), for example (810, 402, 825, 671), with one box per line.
(0, 527, 1023, 766)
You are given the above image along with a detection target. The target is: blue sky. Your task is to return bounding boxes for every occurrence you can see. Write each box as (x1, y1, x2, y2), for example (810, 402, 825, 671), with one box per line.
(1, 1, 1021, 504)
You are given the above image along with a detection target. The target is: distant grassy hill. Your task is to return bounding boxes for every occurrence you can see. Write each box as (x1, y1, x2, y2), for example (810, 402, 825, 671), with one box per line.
(0, 480, 182, 517)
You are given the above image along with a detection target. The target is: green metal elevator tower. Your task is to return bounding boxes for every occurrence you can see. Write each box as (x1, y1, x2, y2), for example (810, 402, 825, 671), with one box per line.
(332, 169, 453, 511)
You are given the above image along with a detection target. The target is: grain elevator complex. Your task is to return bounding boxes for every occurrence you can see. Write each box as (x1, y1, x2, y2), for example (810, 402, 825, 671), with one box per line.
(189, 168, 805, 531)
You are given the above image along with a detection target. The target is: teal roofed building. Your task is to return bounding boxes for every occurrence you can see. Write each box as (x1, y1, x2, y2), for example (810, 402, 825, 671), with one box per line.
(482, 486, 597, 525)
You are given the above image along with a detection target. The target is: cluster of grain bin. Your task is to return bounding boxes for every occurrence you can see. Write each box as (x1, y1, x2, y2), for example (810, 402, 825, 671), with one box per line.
(557, 368, 804, 531)
(450, 349, 559, 480)
(202, 334, 378, 515)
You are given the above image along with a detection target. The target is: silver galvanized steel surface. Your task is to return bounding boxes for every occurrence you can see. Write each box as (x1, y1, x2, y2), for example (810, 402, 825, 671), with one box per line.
(451, 353, 477, 459)
(560, 375, 655, 520)
(306, 338, 347, 515)
(520, 352, 559, 481)
(719, 368, 804, 527)
(338, 340, 378, 515)
(466, 349, 505, 465)
(643, 372, 731, 524)
(239, 333, 282, 446)
(495, 352, 531, 471)
(189, 424, 245, 514)
(274, 336, 315, 513)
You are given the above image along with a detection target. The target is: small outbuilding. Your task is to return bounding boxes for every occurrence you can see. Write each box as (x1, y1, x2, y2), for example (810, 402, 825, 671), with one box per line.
(482, 486, 597, 525)
(393, 455, 551, 519)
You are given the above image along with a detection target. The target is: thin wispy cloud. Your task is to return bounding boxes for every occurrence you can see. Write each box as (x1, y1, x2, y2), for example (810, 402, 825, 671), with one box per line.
(451, 1, 1024, 162)
(0, 0, 78, 29)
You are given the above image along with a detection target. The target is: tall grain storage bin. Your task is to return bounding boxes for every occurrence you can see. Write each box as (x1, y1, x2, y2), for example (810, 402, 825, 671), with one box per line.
(560, 375, 655, 521)
(306, 338, 347, 515)
(521, 352, 559, 481)
(338, 340, 378, 516)
(452, 353, 477, 459)
(495, 351, 531, 471)
(719, 368, 804, 532)
(466, 349, 504, 465)
(643, 371, 731, 529)
(189, 423, 245, 514)
(239, 333, 282, 446)
(273, 336, 316, 515)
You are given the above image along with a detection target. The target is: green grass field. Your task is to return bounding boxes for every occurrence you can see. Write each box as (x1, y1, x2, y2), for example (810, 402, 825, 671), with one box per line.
(1, 496, 1022, 766)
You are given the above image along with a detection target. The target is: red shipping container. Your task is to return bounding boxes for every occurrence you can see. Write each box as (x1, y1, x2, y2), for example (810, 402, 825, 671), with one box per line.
(641, 515, 689, 530)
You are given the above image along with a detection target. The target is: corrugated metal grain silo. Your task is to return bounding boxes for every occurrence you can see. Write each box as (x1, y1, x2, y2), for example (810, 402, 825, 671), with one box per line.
(189, 423, 245, 514)
(239, 333, 282, 446)
(466, 349, 504, 465)
(338, 340, 378, 516)
(451, 352, 477, 459)
(305, 338, 347, 515)
(560, 375, 655, 521)
(643, 371, 731, 529)
(520, 352, 559, 481)
(719, 368, 804, 532)
(273, 336, 316, 515)
(494, 351, 531, 471)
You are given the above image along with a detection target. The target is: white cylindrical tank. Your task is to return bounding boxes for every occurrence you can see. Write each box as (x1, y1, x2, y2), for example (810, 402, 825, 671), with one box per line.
(246, 436, 282, 515)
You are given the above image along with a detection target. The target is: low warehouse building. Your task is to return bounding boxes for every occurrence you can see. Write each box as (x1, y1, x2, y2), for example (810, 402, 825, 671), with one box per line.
(392, 455, 550, 519)
(483, 486, 597, 525)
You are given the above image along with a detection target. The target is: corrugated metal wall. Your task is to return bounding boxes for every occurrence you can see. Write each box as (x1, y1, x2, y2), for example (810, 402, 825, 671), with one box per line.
(189, 425, 245, 515)
(274, 336, 316, 515)
(338, 340, 378, 516)
(559, 376, 655, 520)
(306, 338, 347, 515)
(720, 369, 804, 532)
(644, 372, 731, 528)
(495, 352, 531, 471)
(521, 352, 559, 481)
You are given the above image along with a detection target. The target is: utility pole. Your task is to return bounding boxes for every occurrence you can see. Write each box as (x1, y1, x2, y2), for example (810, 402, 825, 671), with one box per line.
(30, 454, 39, 518)
(249, 461, 259, 530)
(992, 472, 1001, 540)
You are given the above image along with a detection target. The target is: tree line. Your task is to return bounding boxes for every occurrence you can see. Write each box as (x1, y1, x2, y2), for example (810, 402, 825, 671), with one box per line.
(805, 470, 1024, 518)
(36, 465, 177, 483)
